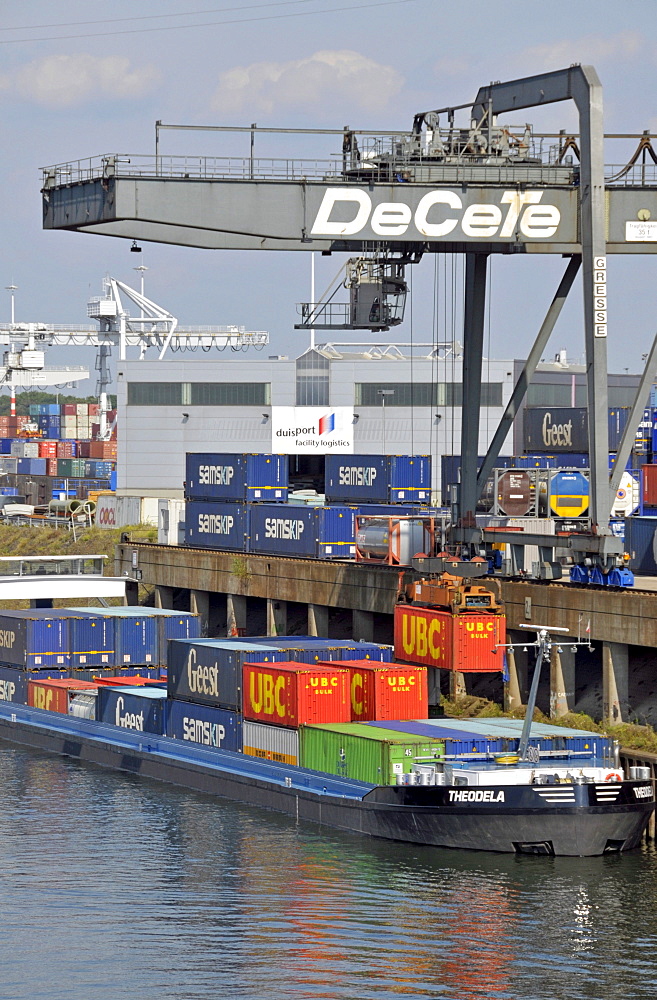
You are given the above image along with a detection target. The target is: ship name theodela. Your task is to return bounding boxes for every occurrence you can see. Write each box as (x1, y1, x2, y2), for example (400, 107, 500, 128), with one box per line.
(448, 789, 505, 803)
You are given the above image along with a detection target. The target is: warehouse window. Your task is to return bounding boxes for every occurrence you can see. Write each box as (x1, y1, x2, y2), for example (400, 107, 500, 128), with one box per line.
(128, 382, 270, 405)
(191, 383, 270, 405)
(296, 349, 329, 405)
(356, 382, 503, 407)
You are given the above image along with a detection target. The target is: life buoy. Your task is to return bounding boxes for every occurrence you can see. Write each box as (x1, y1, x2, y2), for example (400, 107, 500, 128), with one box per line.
(605, 772, 620, 782)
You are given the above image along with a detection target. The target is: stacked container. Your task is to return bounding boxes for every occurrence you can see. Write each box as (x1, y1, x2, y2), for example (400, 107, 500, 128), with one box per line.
(97, 685, 168, 735)
(298, 723, 445, 784)
(67, 607, 200, 667)
(324, 455, 431, 505)
(0, 610, 72, 669)
(185, 453, 288, 503)
(318, 659, 428, 721)
(27, 677, 98, 714)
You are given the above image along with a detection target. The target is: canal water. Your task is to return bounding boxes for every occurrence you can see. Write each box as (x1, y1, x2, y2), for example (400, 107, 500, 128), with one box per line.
(1, 746, 656, 1000)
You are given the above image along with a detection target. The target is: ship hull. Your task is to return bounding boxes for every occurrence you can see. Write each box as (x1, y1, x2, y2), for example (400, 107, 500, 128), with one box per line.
(0, 703, 652, 857)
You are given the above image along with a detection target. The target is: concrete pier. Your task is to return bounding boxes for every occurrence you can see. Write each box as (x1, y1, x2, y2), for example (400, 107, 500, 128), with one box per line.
(550, 646, 576, 718)
(267, 598, 287, 637)
(308, 603, 329, 636)
(603, 641, 629, 724)
(226, 593, 247, 637)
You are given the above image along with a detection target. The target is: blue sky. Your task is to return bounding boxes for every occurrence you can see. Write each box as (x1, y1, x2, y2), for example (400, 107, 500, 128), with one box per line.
(1, 0, 656, 393)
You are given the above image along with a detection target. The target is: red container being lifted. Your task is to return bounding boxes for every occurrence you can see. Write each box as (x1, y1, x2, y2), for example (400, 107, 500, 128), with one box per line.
(28, 677, 98, 714)
(317, 659, 428, 721)
(242, 660, 350, 728)
(394, 604, 506, 673)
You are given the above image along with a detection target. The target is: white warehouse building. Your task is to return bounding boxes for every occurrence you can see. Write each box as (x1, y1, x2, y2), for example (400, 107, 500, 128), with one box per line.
(116, 343, 639, 500)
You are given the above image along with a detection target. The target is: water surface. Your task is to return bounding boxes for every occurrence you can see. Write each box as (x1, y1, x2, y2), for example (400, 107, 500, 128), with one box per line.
(0, 746, 655, 1000)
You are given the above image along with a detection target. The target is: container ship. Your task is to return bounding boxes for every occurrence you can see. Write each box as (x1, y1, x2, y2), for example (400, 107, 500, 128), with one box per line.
(0, 607, 652, 857)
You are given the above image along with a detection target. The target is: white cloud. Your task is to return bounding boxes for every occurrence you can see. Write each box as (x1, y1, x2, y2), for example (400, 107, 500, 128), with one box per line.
(5, 54, 160, 108)
(517, 31, 642, 73)
(210, 50, 403, 115)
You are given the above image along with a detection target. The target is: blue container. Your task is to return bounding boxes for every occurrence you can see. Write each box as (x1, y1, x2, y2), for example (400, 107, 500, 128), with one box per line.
(0, 610, 71, 669)
(241, 636, 393, 663)
(46, 404, 60, 416)
(167, 639, 288, 711)
(185, 501, 248, 551)
(366, 720, 505, 756)
(608, 408, 631, 452)
(0, 487, 19, 496)
(0, 440, 12, 454)
(97, 686, 168, 735)
(167, 699, 242, 751)
(324, 455, 431, 504)
(185, 453, 288, 503)
(17, 458, 47, 476)
(68, 614, 115, 668)
(624, 516, 657, 574)
(247, 504, 357, 558)
(67, 607, 160, 665)
(110, 470, 117, 490)
(60, 440, 78, 456)
(0, 665, 68, 705)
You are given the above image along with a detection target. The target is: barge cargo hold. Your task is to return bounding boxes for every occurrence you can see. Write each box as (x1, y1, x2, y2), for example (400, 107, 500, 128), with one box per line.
(0, 701, 653, 857)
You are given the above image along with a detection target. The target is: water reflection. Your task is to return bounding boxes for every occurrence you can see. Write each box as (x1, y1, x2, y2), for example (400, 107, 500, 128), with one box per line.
(0, 746, 656, 1000)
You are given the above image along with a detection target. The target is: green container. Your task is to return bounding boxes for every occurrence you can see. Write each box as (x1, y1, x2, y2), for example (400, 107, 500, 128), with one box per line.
(299, 723, 445, 785)
(57, 458, 74, 476)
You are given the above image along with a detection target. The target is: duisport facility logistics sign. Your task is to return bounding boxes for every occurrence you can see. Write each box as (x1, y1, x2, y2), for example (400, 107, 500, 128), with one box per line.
(271, 407, 354, 453)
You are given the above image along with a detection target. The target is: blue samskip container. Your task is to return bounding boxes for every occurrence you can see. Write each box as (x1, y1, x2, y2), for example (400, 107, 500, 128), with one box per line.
(72, 609, 157, 665)
(167, 639, 288, 711)
(185, 501, 248, 551)
(324, 455, 431, 504)
(0, 610, 71, 669)
(242, 636, 393, 663)
(247, 504, 357, 558)
(97, 686, 168, 735)
(185, 453, 288, 503)
(167, 699, 242, 751)
(0, 665, 69, 705)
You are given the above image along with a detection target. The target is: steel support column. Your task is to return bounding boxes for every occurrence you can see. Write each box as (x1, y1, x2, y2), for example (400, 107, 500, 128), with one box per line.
(473, 65, 609, 528)
(459, 252, 488, 524)
(477, 256, 581, 497)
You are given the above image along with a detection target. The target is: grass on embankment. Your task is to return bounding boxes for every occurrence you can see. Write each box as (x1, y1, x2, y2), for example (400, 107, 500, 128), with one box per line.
(0, 522, 156, 609)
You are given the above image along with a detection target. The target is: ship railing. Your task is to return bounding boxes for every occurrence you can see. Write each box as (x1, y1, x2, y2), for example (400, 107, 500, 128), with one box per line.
(0, 554, 106, 576)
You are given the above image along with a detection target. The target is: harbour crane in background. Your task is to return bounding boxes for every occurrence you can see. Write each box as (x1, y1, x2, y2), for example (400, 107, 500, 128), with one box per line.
(0, 276, 269, 439)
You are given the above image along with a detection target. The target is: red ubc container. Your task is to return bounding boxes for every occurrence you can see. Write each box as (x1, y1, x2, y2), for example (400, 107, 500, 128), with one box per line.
(318, 659, 428, 722)
(28, 677, 98, 714)
(243, 660, 350, 728)
(394, 604, 506, 673)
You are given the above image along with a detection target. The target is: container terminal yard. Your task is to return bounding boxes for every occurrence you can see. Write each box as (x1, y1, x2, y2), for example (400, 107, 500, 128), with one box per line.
(1, 64, 657, 856)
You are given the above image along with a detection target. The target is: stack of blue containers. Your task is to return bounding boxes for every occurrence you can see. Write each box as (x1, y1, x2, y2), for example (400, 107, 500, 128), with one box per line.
(184, 452, 432, 559)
